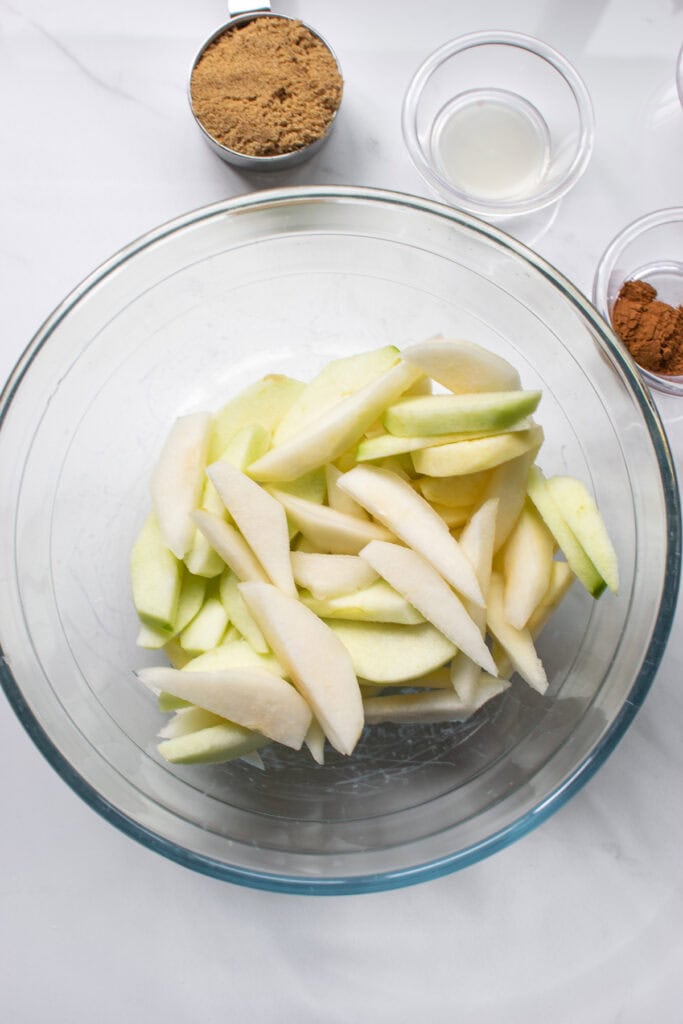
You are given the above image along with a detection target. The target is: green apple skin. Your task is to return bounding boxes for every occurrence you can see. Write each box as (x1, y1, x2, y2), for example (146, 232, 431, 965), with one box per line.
(209, 375, 304, 462)
(401, 337, 522, 393)
(356, 420, 531, 462)
(131, 513, 182, 633)
(157, 723, 269, 765)
(411, 426, 543, 478)
(547, 476, 618, 593)
(527, 467, 606, 598)
(323, 619, 456, 684)
(383, 390, 541, 438)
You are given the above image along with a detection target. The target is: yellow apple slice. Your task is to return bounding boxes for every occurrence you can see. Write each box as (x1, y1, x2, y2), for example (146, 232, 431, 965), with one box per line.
(324, 620, 456, 684)
(401, 337, 522, 393)
(355, 423, 531, 462)
(151, 412, 211, 558)
(239, 581, 364, 756)
(418, 471, 491, 508)
(411, 426, 543, 477)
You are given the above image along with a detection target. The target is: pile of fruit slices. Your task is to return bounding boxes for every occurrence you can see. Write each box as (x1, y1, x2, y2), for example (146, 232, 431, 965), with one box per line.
(131, 338, 618, 767)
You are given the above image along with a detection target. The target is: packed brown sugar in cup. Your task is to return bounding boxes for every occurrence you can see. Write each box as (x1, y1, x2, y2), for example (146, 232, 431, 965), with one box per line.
(611, 279, 683, 376)
(190, 18, 343, 157)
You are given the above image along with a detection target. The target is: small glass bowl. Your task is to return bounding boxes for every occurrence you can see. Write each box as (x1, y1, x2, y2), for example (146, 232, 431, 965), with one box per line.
(593, 208, 683, 397)
(402, 31, 594, 219)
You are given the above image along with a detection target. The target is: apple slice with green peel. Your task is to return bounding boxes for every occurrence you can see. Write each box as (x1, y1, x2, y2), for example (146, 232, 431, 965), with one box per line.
(131, 513, 182, 633)
(239, 581, 363, 756)
(402, 337, 521, 393)
(191, 509, 269, 583)
(304, 719, 326, 765)
(359, 540, 497, 674)
(158, 722, 270, 765)
(135, 572, 205, 651)
(301, 578, 425, 625)
(158, 705, 225, 740)
(183, 639, 285, 677)
(527, 467, 606, 597)
(502, 500, 556, 629)
(179, 597, 228, 655)
(274, 345, 401, 444)
(411, 425, 543, 477)
(137, 622, 170, 650)
(208, 460, 295, 596)
(546, 476, 618, 593)
(209, 374, 304, 461)
(363, 690, 473, 725)
(138, 665, 311, 750)
(337, 465, 484, 606)
(324, 620, 456, 684)
(449, 499, 499, 703)
(383, 390, 541, 437)
(418, 471, 491, 508)
(480, 441, 543, 552)
(150, 412, 211, 559)
(270, 489, 395, 555)
(276, 467, 327, 505)
(219, 571, 269, 653)
(486, 572, 547, 694)
(325, 464, 369, 519)
(290, 552, 378, 599)
(355, 422, 531, 462)
(247, 361, 422, 482)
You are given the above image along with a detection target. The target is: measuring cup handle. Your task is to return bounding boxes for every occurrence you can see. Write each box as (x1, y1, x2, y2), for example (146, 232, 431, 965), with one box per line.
(227, 1, 271, 14)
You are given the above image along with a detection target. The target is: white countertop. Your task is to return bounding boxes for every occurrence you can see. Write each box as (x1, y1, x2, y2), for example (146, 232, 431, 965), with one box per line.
(2, 1, 682, 1020)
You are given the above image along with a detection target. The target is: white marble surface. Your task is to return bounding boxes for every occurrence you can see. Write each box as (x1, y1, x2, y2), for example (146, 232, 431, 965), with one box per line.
(1, 1, 682, 1020)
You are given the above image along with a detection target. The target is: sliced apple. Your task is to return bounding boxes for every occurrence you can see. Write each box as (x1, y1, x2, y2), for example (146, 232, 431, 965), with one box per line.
(502, 500, 556, 629)
(158, 705, 224, 739)
(247, 361, 422, 482)
(356, 424, 529, 463)
(138, 665, 311, 750)
(324, 619, 456, 684)
(276, 468, 327, 505)
(383, 390, 541, 437)
(130, 513, 182, 633)
(363, 690, 473, 725)
(183, 639, 285, 677)
(210, 374, 304, 461)
(301, 578, 425, 625)
(304, 719, 326, 765)
(191, 509, 269, 583)
(290, 551, 378, 600)
(418, 471, 491, 508)
(239, 581, 364, 756)
(547, 476, 618, 593)
(527, 467, 606, 597)
(270, 489, 394, 555)
(401, 337, 521, 393)
(219, 571, 269, 654)
(150, 412, 211, 558)
(158, 722, 270, 765)
(480, 441, 543, 552)
(359, 540, 497, 674)
(337, 465, 484, 606)
(274, 345, 401, 444)
(208, 460, 295, 596)
(325, 464, 369, 519)
(486, 572, 547, 694)
(179, 597, 228, 655)
(430, 503, 472, 529)
(411, 425, 543, 478)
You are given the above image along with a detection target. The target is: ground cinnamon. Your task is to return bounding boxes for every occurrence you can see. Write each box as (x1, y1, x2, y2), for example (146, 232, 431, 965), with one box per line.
(611, 279, 683, 376)
(190, 17, 343, 157)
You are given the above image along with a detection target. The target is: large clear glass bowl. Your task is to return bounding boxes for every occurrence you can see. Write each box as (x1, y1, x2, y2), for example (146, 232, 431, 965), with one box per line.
(0, 187, 679, 894)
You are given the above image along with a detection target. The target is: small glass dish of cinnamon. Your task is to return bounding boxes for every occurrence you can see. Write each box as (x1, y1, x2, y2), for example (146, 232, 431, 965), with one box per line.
(188, 6, 343, 170)
(593, 208, 683, 397)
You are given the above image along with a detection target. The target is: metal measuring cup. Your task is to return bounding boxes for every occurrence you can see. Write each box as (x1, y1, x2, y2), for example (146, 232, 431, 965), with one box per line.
(188, 2, 343, 170)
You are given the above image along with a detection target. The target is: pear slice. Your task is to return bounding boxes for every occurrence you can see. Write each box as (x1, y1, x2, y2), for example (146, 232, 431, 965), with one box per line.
(157, 722, 269, 765)
(274, 345, 401, 444)
(325, 464, 369, 519)
(411, 426, 543, 477)
(219, 571, 269, 653)
(270, 489, 394, 555)
(247, 361, 422, 482)
(304, 719, 326, 765)
(301, 578, 425, 625)
(527, 467, 606, 597)
(179, 597, 228, 655)
(480, 441, 543, 552)
(208, 461, 295, 596)
(191, 509, 268, 583)
(337, 465, 484, 606)
(183, 639, 285, 677)
(356, 425, 530, 463)
(290, 551, 378, 600)
(150, 412, 211, 558)
(239, 581, 364, 756)
(383, 390, 541, 437)
(547, 476, 618, 593)
(502, 500, 556, 629)
(138, 665, 311, 750)
(360, 540, 497, 675)
(486, 573, 548, 694)
(276, 468, 327, 505)
(324, 620, 456, 684)
(210, 374, 304, 461)
(363, 690, 473, 725)
(130, 513, 182, 633)
(158, 706, 225, 739)
(418, 471, 491, 508)
(402, 337, 521, 393)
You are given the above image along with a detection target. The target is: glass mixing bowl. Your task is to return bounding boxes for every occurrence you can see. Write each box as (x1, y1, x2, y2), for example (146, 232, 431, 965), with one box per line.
(0, 187, 679, 894)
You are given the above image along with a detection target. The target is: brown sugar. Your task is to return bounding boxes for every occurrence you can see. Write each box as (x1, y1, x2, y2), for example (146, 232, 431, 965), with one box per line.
(190, 17, 343, 157)
(611, 279, 683, 376)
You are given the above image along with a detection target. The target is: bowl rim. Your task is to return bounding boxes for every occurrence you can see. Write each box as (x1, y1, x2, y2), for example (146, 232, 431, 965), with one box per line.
(592, 206, 683, 397)
(1, 184, 680, 894)
(401, 29, 595, 218)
